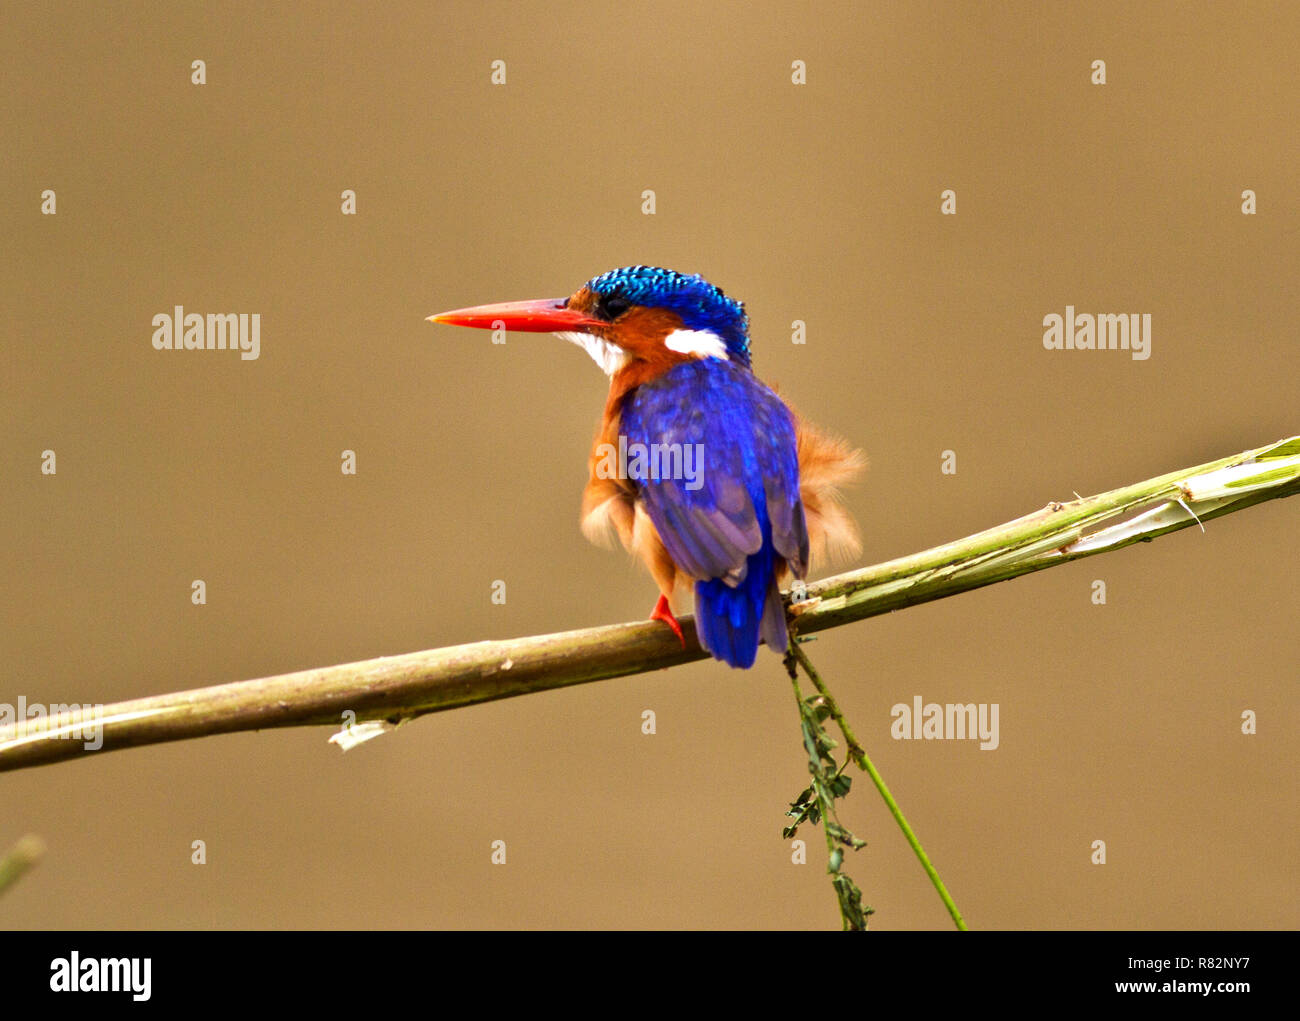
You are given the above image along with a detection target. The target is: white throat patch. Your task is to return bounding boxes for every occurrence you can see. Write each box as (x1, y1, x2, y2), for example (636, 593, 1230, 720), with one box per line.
(664, 328, 729, 361)
(555, 331, 629, 377)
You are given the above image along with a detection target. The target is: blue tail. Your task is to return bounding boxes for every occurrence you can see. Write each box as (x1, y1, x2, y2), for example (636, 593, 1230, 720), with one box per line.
(693, 514, 790, 669)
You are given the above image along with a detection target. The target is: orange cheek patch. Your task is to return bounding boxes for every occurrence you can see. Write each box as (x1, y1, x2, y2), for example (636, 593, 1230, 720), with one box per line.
(614, 307, 686, 362)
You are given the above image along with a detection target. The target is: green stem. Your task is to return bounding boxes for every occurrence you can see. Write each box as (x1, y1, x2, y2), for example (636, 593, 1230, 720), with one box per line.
(791, 642, 968, 931)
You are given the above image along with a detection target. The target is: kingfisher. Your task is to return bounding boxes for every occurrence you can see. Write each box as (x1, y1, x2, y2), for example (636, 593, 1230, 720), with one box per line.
(429, 266, 863, 668)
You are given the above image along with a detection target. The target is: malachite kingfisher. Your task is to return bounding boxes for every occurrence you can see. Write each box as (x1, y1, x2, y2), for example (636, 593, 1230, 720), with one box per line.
(429, 266, 863, 669)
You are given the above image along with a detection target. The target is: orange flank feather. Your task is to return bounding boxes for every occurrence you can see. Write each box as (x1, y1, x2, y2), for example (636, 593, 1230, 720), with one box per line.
(790, 409, 866, 567)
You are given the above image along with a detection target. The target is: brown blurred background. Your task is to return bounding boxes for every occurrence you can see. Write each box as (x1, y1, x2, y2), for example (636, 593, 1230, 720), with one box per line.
(2, 1, 1296, 929)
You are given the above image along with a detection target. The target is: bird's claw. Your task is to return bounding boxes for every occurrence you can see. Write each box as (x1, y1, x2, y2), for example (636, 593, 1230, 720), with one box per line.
(650, 594, 686, 648)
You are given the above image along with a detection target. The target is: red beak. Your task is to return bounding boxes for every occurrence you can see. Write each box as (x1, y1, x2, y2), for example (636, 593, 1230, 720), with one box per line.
(427, 297, 603, 332)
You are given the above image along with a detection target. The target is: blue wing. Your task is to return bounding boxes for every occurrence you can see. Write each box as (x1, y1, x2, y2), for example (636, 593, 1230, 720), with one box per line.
(620, 359, 809, 667)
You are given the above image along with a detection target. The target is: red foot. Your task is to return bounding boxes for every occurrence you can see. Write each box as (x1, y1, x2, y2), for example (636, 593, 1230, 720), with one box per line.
(650, 594, 686, 648)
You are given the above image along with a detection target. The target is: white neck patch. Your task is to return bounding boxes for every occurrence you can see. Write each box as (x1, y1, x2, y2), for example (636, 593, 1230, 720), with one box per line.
(555, 331, 629, 377)
(664, 328, 729, 361)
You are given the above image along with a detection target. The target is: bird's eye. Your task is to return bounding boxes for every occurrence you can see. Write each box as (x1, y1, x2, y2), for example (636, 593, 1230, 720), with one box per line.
(597, 294, 631, 320)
